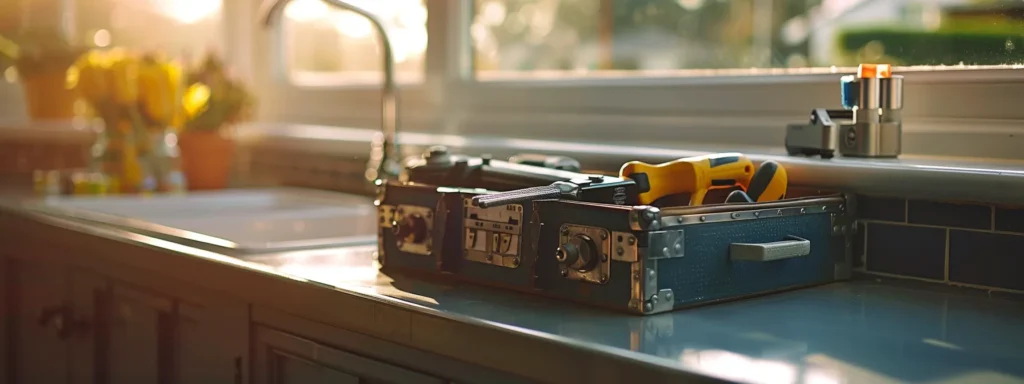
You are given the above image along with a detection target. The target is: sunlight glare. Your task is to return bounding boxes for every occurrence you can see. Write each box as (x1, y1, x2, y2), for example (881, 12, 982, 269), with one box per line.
(149, 0, 222, 24)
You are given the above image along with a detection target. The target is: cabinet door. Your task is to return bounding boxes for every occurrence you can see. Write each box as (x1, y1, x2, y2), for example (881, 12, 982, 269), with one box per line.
(68, 271, 108, 384)
(104, 284, 173, 384)
(7, 258, 72, 384)
(94, 275, 247, 384)
(253, 326, 446, 384)
(1, 256, 8, 383)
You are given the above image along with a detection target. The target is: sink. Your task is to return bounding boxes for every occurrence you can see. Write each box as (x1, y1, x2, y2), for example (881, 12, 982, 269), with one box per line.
(33, 188, 379, 253)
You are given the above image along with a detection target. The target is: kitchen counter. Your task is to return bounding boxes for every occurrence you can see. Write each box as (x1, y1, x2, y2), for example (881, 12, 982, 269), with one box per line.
(4, 198, 1024, 384)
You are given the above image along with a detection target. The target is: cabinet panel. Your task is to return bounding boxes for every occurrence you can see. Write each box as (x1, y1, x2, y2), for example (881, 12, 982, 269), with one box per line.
(8, 258, 71, 384)
(1, 256, 8, 384)
(90, 264, 248, 384)
(106, 284, 172, 384)
(253, 326, 446, 384)
(68, 271, 107, 384)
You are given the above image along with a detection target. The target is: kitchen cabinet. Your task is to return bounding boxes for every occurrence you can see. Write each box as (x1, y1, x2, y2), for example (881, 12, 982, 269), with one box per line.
(253, 326, 446, 384)
(1, 256, 7, 383)
(252, 308, 529, 384)
(2, 251, 247, 384)
(6, 257, 77, 384)
(89, 266, 249, 384)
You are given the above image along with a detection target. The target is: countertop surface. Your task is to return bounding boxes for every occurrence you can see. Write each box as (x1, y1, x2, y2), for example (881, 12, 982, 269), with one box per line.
(5, 191, 1024, 384)
(244, 245, 1024, 384)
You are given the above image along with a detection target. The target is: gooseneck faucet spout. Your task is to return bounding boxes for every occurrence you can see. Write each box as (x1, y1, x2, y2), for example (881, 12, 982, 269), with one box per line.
(260, 0, 401, 184)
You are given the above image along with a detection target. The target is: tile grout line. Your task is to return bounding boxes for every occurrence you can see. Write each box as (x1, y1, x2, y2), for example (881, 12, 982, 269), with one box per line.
(861, 270, 945, 284)
(903, 199, 909, 223)
(858, 219, 1024, 237)
(862, 223, 869, 271)
(944, 228, 950, 282)
(861, 268, 1024, 295)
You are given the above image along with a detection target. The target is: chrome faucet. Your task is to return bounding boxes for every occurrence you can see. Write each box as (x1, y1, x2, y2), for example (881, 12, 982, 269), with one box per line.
(260, 0, 402, 184)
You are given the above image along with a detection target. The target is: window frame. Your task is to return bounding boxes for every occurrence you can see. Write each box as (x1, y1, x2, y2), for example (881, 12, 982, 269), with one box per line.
(242, 0, 1024, 159)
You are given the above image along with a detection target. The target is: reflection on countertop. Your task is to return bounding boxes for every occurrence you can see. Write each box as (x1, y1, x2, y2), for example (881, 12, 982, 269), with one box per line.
(244, 245, 1024, 384)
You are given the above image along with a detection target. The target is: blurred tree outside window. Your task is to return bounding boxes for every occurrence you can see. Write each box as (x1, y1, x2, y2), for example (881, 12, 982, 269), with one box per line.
(281, 0, 427, 84)
(472, 0, 1024, 78)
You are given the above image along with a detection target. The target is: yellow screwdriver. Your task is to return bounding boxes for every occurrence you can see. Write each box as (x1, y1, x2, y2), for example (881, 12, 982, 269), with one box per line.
(619, 153, 755, 206)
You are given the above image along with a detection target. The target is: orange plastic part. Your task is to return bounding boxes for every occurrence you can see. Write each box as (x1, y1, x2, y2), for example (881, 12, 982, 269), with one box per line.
(857, 64, 892, 78)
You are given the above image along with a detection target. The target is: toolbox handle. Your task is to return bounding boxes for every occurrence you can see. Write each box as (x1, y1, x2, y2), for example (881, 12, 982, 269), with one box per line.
(730, 236, 810, 262)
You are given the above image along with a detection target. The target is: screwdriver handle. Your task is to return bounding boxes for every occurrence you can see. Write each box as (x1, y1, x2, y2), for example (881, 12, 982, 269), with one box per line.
(472, 181, 579, 208)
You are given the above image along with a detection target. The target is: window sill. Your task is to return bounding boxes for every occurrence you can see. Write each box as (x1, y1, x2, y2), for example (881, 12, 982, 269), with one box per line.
(239, 122, 1024, 206)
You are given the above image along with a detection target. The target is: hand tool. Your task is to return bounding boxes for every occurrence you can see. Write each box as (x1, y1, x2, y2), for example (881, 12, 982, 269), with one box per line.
(745, 160, 788, 202)
(619, 153, 755, 206)
(725, 190, 755, 203)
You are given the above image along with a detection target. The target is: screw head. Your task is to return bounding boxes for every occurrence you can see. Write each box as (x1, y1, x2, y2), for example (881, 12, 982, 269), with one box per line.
(648, 269, 656, 278)
(616, 247, 624, 256)
(628, 237, 636, 245)
(644, 303, 653, 312)
(677, 217, 684, 223)
(699, 216, 706, 222)
(633, 272, 641, 279)
(731, 212, 740, 219)
(754, 211, 760, 217)
(651, 296, 659, 304)
(560, 269, 569, 277)
(600, 232, 608, 240)
(666, 292, 673, 300)
(560, 227, 570, 236)
(512, 257, 521, 266)
(602, 254, 608, 261)
(673, 243, 683, 253)
(599, 274, 608, 283)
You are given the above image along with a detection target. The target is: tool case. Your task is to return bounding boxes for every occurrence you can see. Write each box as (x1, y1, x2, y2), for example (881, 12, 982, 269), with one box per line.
(530, 195, 854, 314)
(376, 149, 854, 315)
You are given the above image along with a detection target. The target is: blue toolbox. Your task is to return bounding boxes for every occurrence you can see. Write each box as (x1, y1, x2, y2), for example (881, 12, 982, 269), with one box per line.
(377, 147, 854, 315)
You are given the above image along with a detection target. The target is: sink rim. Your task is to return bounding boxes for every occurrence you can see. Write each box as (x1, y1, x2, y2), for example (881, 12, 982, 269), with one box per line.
(28, 188, 379, 252)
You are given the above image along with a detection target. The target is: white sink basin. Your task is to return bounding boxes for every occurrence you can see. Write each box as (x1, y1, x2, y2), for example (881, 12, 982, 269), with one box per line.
(35, 188, 378, 252)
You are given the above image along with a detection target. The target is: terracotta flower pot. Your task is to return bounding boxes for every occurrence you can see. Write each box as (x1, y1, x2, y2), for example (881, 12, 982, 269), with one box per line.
(177, 130, 235, 191)
(20, 69, 77, 120)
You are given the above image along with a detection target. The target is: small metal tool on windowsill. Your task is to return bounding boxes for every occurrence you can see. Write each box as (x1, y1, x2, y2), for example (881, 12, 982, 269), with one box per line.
(260, 0, 402, 184)
(786, 64, 904, 159)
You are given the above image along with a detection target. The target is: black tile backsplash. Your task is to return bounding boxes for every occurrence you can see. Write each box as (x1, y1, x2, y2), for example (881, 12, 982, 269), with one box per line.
(854, 195, 1024, 294)
(949, 230, 1024, 291)
(907, 200, 991, 230)
(865, 223, 946, 280)
(857, 195, 906, 222)
(995, 207, 1024, 234)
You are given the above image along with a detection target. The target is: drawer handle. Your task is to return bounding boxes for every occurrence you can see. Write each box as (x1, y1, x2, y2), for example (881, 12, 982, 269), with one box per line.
(730, 236, 810, 262)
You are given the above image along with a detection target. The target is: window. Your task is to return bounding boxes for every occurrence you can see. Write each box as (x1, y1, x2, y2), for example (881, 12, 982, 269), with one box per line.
(251, 0, 1024, 160)
(471, 0, 1024, 79)
(75, 0, 223, 61)
(280, 0, 427, 85)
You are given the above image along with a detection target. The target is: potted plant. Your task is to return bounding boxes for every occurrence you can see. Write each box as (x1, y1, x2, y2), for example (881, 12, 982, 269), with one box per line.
(177, 54, 255, 190)
(0, 29, 85, 120)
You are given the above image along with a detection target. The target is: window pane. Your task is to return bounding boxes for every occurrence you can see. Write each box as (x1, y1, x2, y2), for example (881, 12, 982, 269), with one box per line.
(281, 0, 427, 85)
(472, 0, 1024, 78)
(76, 0, 223, 60)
